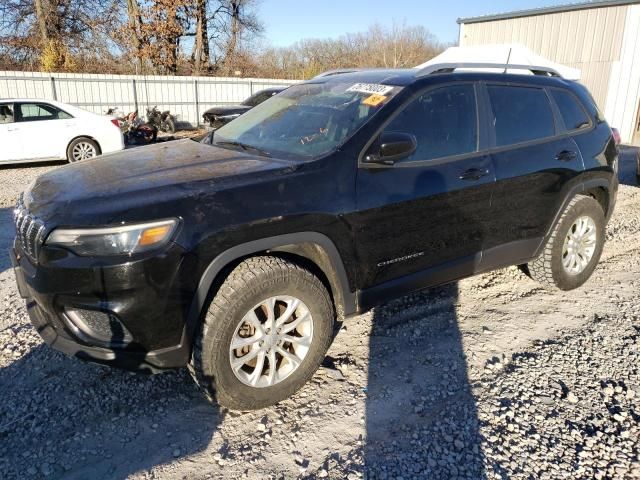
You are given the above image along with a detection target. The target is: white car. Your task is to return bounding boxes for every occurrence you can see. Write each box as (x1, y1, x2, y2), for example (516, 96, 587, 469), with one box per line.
(0, 99, 124, 163)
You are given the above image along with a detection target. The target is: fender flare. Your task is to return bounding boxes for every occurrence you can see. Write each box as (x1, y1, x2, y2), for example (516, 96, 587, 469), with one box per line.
(538, 178, 612, 255)
(183, 232, 357, 343)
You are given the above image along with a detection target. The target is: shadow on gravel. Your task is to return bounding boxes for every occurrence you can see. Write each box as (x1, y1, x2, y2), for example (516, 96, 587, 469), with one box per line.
(365, 283, 486, 479)
(0, 342, 220, 479)
(0, 207, 17, 271)
(618, 145, 639, 186)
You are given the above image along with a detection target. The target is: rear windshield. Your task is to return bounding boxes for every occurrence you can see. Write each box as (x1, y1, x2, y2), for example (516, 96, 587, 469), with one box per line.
(212, 82, 402, 159)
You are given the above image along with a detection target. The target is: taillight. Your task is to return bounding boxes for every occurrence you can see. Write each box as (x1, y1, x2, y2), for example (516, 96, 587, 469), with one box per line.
(612, 127, 621, 146)
(110, 118, 120, 128)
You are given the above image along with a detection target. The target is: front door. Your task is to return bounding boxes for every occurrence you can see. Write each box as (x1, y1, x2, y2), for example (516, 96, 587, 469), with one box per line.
(0, 103, 23, 162)
(352, 83, 495, 300)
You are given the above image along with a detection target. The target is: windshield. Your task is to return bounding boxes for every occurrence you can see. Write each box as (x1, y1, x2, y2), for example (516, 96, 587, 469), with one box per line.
(212, 81, 402, 159)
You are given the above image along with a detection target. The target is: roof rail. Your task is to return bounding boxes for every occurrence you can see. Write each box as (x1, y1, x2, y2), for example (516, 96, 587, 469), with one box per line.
(415, 62, 562, 78)
(312, 68, 367, 79)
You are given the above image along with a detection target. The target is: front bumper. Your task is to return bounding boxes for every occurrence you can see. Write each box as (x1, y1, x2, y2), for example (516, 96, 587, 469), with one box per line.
(11, 243, 196, 373)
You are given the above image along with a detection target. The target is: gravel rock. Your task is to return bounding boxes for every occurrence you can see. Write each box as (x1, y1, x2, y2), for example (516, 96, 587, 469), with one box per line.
(1, 149, 639, 479)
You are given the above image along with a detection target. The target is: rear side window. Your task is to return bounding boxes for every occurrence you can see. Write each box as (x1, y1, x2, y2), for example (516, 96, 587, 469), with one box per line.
(17, 103, 72, 122)
(550, 89, 590, 131)
(383, 84, 478, 162)
(488, 85, 555, 147)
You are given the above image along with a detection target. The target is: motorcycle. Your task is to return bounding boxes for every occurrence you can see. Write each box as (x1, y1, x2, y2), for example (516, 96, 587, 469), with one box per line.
(146, 106, 176, 133)
(106, 108, 157, 145)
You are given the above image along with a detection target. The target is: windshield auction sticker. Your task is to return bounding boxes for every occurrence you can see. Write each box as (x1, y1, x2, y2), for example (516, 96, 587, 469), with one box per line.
(346, 83, 394, 96)
(362, 94, 388, 107)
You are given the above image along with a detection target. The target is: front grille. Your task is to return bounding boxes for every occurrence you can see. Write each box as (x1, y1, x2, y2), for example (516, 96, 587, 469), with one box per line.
(14, 194, 45, 263)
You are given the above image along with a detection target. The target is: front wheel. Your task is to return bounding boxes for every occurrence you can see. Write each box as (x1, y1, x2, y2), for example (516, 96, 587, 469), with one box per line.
(527, 196, 605, 291)
(189, 256, 334, 410)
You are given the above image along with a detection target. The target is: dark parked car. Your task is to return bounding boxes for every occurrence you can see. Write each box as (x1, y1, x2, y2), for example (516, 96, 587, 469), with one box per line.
(202, 87, 285, 129)
(13, 63, 618, 410)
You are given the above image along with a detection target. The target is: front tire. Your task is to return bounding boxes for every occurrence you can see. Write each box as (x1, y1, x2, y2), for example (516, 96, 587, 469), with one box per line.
(67, 137, 100, 162)
(189, 256, 334, 410)
(528, 196, 605, 291)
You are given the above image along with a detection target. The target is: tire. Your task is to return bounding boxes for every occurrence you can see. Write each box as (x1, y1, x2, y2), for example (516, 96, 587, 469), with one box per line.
(527, 195, 605, 291)
(189, 256, 334, 410)
(162, 117, 176, 133)
(66, 137, 101, 162)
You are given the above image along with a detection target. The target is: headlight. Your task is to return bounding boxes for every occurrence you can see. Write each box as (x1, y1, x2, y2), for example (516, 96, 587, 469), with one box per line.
(45, 219, 178, 256)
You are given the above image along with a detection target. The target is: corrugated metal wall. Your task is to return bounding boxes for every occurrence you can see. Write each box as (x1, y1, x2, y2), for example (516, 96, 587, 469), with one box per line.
(460, 5, 629, 108)
(0, 71, 299, 127)
(460, 4, 640, 144)
(605, 5, 640, 143)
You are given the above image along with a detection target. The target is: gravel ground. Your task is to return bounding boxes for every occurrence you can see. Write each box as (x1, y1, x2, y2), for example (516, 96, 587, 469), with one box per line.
(0, 147, 639, 479)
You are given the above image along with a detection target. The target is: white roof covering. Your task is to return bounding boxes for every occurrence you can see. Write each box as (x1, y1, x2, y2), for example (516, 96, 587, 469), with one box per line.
(414, 44, 581, 80)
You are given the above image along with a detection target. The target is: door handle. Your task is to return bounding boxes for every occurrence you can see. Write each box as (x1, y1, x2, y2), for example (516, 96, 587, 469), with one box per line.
(459, 167, 490, 181)
(555, 150, 578, 161)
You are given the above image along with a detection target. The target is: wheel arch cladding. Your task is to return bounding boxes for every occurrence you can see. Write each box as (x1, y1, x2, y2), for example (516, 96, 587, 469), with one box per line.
(185, 232, 357, 345)
(546, 179, 611, 239)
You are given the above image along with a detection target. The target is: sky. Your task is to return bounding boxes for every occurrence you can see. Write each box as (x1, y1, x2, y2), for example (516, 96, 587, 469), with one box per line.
(257, 0, 573, 46)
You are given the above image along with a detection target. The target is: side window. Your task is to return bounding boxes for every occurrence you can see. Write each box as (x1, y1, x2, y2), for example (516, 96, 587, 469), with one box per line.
(383, 84, 478, 162)
(488, 85, 555, 147)
(17, 103, 71, 122)
(0, 104, 14, 124)
(550, 89, 590, 131)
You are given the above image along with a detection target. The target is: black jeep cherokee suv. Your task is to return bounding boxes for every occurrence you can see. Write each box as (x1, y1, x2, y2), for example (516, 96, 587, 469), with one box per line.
(12, 66, 618, 410)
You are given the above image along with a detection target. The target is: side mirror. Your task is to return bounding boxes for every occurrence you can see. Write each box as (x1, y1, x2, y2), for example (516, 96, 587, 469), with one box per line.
(365, 131, 417, 165)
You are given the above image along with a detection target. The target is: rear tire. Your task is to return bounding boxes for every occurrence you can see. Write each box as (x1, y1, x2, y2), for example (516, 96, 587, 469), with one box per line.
(527, 196, 605, 291)
(162, 117, 176, 133)
(189, 256, 334, 410)
(66, 137, 100, 162)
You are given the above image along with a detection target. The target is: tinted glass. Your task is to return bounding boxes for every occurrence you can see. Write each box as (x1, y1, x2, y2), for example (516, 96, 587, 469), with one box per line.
(243, 91, 275, 107)
(551, 89, 590, 131)
(18, 103, 71, 122)
(383, 84, 478, 162)
(488, 86, 555, 147)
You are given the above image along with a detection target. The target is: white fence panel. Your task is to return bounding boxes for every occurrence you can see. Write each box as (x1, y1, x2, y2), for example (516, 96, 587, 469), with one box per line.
(0, 71, 299, 127)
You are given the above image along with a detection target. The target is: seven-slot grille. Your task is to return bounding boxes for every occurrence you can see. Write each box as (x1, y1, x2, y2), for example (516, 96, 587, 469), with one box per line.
(14, 195, 45, 263)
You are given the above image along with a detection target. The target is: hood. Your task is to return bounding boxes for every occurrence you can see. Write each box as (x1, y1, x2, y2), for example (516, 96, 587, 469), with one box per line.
(202, 105, 251, 117)
(25, 139, 296, 223)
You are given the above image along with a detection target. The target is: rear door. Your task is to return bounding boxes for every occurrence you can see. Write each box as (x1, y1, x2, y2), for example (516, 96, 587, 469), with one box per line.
(14, 102, 74, 160)
(481, 83, 585, 268)
(0, 103, 22, 162)
(353, 83, 495, 293)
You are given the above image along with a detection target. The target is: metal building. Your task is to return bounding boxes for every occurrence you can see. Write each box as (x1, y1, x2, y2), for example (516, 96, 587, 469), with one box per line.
(458, 0, 640, 145)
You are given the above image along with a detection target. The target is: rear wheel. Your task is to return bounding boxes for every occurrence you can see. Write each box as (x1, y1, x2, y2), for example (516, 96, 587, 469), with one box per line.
(527, 196, 605, 291)
(162, 117, 176, 133)
(189, 256, 334, 410)
(67, 137, 100, 162)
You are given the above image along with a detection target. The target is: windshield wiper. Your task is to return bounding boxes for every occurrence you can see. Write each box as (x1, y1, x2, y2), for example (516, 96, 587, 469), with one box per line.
(215, 140, 271, 157)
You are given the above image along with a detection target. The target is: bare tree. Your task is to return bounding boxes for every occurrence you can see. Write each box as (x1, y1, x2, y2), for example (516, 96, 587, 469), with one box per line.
(192, 0, 210, 74)
(251, 22, 445, 79)
(1, 0, 121, 71)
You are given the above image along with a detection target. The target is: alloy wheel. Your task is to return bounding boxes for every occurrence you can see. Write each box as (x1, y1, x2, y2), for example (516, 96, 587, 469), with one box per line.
(71, 142, 97, 162)
(229, 296, 313, 388)
(562, 215, 597, 275)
